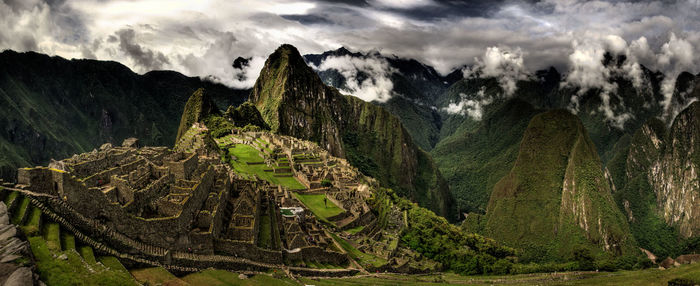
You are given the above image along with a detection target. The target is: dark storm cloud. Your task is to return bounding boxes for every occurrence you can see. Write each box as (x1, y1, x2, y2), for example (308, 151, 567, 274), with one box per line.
(114, 28, 170, 70)
(0, 0, 88, 53)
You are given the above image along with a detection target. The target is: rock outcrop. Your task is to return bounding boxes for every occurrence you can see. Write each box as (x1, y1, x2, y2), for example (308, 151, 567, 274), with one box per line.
(624, 101, 700, 238)
(0, 202, 40, 285)
(649, 101, 700, 238)
(250, 44, 455, 219)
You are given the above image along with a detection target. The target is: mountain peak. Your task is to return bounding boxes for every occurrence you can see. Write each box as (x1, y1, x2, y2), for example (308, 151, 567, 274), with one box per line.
(251, 44, 326, 132)
(175, 88, 220, 144)
(484, 109, 636, 261)
(270, 44, 307, 67)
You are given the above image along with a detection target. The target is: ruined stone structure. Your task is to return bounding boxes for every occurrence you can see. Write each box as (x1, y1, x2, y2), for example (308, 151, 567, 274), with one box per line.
(220, 131, 375, 231)
(9, 127, 352, 275)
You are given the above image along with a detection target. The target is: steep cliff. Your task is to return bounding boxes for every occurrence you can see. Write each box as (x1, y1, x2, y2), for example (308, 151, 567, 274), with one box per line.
(250, 44, 455, 219)
(620, 101, 700, 240)
(650, 101, 700, 238)
(484, 110, 636, 261)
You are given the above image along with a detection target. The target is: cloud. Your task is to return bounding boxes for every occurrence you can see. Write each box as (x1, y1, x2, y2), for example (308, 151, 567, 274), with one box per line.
(657, 33, 695, 119)
(114, 28, 170, 70)
(442, 87, 490, 120)
(563, 34, 635, 129)
(0, 0, 699, 103)
(311, 54, 396, 102)
(0, 0, 88, 56)
(370, 0, 436, 9)
(463, 46, 529, 97)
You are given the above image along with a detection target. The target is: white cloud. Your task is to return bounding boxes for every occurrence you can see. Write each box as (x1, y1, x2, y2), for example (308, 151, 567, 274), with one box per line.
(312, 54, 396, 103)
(657, 33, 695, 119)
(442, 88, 491, 120)
(1, 0, 699, 101)
(463, 46, 530, 97)
(563, 35, 634, 129)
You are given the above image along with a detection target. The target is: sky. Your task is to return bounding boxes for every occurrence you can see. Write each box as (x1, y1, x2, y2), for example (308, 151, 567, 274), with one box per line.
(1, 0, 699, 114)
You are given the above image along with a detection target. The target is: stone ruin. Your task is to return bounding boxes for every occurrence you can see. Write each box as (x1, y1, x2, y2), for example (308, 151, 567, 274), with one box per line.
(9, 129, 353, 276)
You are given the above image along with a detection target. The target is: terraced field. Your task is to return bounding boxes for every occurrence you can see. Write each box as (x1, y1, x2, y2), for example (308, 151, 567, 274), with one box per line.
(1, 190, 138, 285)
(292, 192, 345, 222)
(225, 144, 307, 190)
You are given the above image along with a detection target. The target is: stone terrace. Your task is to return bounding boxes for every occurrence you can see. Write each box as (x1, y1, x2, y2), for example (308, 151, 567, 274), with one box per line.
(10, 127, 356, 275)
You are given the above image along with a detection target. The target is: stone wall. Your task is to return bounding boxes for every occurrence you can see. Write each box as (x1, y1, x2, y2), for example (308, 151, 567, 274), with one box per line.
(213, 239, 283, 264)
(29, 166, 218, 251)
(287, 267, 358, 277)
(284, 246, 348, 265)
(164, 152, 198, 180)
(340, 210, 375, 231)
(111, 175, 135, 204)
(123, 173, 174, 214)
(17, 167, 68, 196)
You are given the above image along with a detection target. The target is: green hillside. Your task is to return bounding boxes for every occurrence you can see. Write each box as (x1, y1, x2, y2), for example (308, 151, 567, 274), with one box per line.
(0, 50, 247, 181)
(175, 88, 221, 143)
(483, 110, 637, 262)
(432, 98, 539, 213)
(608, 101, 700, 258)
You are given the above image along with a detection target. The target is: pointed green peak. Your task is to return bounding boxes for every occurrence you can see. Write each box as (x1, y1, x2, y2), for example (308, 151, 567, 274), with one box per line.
(250, 44, 324, 132)
(175, 88, 219, 144)
(484, 109, 636, 261)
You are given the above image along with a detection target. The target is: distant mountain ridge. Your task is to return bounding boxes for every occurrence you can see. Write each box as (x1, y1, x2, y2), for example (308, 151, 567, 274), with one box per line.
(0, 50, 248, 181)
(304, 47, 700, 258)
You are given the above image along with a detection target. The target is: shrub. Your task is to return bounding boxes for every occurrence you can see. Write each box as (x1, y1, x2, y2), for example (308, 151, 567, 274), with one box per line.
(491, 258, 513, 275)
(572, 246, 595, 271)
(321, 179, 332, 187)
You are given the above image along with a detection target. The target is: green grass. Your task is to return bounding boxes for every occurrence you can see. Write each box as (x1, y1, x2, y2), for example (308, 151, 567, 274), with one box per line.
(4, 191, 18, 205)
(79, 246, 97, 264)
(182, 269, 297, 286)
(257, 215, 272, 249)
(98, 256, 129, 273)
(226, 144, 306, 190)
(293, 192, 344, 221)
(21, 206, 41, 236)
(346, 226, 364, 234)
(44, 222, 61, 250)
(11, 196, 30, 224)
(131, 267, 187, 285)
(298, 263, 700, 285)
(329, 233, 387, 268)
(28, 236, 138, 285)
(61, 232, 76, 251)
